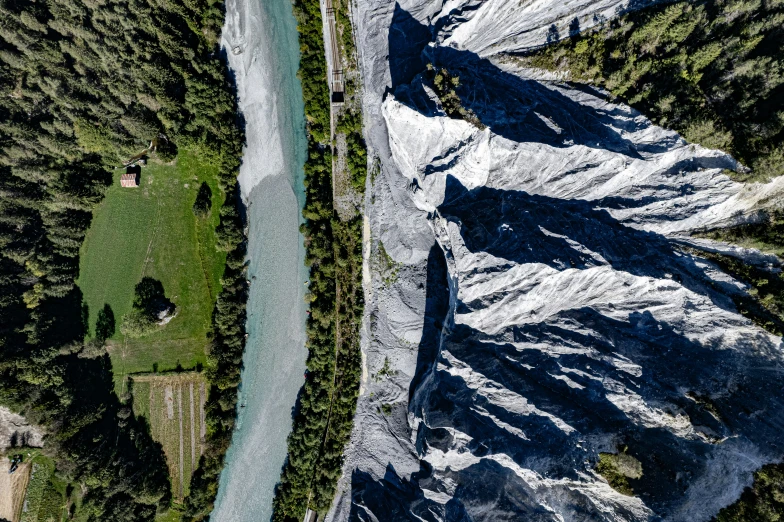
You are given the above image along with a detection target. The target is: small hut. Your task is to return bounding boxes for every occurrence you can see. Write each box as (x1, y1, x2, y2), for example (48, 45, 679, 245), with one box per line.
(121, 166, 141, 187)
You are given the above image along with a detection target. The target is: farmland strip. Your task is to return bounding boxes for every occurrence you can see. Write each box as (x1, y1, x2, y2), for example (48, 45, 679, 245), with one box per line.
(199, 382, 206, 451)
(190, 382, 196, 472)
(178, 385, 184, 499)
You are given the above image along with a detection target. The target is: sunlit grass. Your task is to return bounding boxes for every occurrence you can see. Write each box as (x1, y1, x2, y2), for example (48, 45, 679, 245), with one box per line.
(78, 149, 225, 390)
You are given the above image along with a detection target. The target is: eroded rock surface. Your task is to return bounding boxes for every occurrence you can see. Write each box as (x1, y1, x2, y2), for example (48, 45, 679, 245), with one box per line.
(0, 406, 43, 452)
(328, 1, 784, 521)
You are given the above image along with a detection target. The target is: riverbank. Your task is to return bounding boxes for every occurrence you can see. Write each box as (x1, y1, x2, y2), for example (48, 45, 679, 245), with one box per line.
(270, 0, 366, 516)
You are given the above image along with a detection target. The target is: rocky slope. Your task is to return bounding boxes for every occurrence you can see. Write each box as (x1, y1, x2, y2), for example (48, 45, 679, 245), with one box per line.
(327, 1, 784, 520)
(0, 406, 42, 451)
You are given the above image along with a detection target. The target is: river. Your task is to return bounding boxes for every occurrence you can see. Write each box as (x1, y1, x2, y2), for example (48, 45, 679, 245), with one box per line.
(212, 0, 308, 518)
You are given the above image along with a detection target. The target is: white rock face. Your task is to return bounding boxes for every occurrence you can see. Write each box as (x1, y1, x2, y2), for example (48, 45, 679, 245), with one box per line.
(328, 1, 784, 521)
(434, 0, 667, 56)
(0, 406, 43, 451)
(383, 94, 784, 235)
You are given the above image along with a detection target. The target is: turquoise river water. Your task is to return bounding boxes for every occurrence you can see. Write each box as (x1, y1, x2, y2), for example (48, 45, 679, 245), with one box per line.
(212, 0, 308, 517)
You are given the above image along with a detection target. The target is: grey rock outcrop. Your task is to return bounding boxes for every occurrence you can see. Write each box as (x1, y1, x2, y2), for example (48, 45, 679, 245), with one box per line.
(0, 407, 43, 451)
(328, 1, 784, 521)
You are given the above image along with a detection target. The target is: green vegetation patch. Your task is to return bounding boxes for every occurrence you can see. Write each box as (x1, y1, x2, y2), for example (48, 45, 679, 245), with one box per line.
(427, 65, 485, 129)
(336, 109, 368, 191)
(268, 0, 364, 517)
(132, 374, 206, 504)
(685, 246, 784, 336)
(19, 461, 52, 522)
(696, 210, 784, 258)
(375, 240, 402, 287)
(34, 481, 65, 522)
(595, 450, 643, 496)
(519, 0, 784, 181)
(373, 356, 398, 382)
(78, 150, 225, 388)
(19, 453, 68, 522)
(155, 506, 185, 522)
(693, 210, 784, 337)
(715, 463, 784, 522)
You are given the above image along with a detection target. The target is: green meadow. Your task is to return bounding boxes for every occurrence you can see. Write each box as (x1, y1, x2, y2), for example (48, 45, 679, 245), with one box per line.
(78, 150, 226, 391)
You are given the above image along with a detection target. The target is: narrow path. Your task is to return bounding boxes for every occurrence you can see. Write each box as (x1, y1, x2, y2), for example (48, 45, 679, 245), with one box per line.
(199, 381, 206, 453)
(190, 382, 196, 472)
(141, 179, 164, 278)
(323, 0, 343, 96)
(119, 336, 129, 396)
(148, 383, 154, 439)
(178, 384, 184, 499)
(120, 174, 163, 396)
(193, 199, 217, 302)
(359, 215, 371, 394)
(305, 242, 344, 515)
(324, 279, 342, 441)
(323, 0, 344, 204)
(0, 460, 31, 522)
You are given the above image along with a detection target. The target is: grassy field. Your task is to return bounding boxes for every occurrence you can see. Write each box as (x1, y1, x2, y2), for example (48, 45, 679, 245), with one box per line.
(78, 149, 225, 390)
(131, 373, 206, 504)
(155, 507, 185, 522)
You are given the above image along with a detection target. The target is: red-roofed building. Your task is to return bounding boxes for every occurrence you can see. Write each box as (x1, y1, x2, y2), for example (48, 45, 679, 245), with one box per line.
(121, 168, 140, 187)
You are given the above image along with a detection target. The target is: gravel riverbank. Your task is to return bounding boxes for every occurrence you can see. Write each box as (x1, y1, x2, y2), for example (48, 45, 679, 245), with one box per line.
(211, 0, 308, 518)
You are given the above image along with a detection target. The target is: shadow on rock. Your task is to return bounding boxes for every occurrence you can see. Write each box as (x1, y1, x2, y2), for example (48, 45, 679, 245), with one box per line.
(386, 3, 698, 158)
(439, 174, 742, 315)
(346, 5, 784, 521)
(348, 463, 472, 522)
(408, 243, 450, 405)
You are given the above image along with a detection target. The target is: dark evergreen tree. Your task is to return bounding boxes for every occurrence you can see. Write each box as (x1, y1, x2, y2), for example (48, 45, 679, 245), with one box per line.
(193, 181, 212, 217)
(0, 0, 246, 516)
(95, 303, 115, 342)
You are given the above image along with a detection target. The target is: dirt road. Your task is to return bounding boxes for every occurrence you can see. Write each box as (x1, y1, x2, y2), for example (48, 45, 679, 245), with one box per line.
(0, 460, 31, 522)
